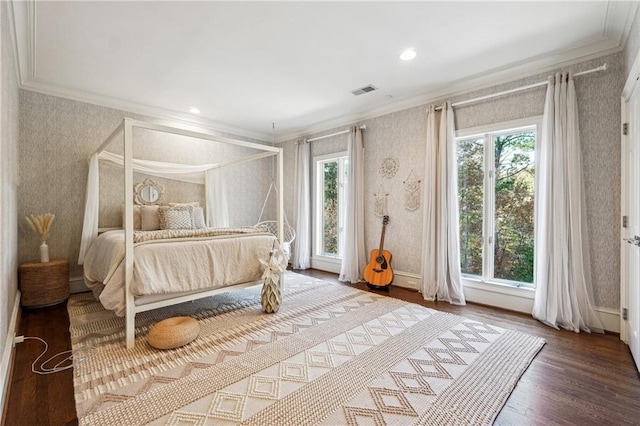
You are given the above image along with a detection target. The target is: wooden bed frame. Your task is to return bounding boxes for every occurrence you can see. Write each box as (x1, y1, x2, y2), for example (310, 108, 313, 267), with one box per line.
(80, 118, 284, 348)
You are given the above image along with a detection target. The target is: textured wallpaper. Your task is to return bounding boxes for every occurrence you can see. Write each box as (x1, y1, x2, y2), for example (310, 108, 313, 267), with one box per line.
(283, 52, 625, 310)
(1, 0, 20, 374)
(18, 92, 274, 278)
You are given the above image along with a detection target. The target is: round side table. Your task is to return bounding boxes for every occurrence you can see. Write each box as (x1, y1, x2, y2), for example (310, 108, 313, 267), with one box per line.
(19, 258, 70, 308)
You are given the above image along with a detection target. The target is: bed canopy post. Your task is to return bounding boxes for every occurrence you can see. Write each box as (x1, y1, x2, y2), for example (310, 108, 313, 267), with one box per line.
(123, 119, 136, 349)
(277, 148, 284, 245)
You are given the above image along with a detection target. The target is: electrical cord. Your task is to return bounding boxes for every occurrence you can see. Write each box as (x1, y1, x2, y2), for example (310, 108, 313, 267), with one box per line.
(17, 336, 96, 375)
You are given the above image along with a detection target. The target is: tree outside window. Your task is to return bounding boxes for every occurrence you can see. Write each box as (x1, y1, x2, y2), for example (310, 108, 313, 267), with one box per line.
(458, 127, 536, 286)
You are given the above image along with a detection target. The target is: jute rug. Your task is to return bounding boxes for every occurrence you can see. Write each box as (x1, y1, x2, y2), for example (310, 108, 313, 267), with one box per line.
(69, 271, 545, 425)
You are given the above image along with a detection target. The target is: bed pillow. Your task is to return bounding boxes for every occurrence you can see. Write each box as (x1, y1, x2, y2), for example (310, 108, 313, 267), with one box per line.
(192, 206, 206, 229)
(159, 205, 195, 230)
(140, 205, 161, 231)
(169, 202, 200, 207)
(121, 205, 142, 230)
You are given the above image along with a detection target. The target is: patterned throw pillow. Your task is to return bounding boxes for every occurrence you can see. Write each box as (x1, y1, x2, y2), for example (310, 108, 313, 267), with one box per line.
(159, 206, 194, 230)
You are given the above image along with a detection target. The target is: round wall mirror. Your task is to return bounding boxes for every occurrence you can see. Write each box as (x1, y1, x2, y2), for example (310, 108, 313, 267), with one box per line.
(134, 178, 165, 205)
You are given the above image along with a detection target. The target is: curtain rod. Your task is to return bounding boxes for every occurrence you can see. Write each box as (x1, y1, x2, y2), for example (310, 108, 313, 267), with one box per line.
(307, 125, 367, 143)
(434, 63, 607, 111)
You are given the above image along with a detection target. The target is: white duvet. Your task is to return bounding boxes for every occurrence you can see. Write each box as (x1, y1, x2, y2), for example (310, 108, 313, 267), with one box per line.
(83, 229, 277, 316)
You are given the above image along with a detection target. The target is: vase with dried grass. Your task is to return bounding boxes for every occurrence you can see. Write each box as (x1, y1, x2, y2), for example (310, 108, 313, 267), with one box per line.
(25, 213, 55, 263)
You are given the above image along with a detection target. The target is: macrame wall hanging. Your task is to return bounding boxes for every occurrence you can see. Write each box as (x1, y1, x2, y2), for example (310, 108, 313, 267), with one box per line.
(403, 169, 421, 211)
(379, 157, 399, 178)
(374, 185, 389, 217)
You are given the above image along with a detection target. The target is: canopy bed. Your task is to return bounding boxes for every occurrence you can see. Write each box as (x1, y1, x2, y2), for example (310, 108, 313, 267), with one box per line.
(78, 118, 285, 349)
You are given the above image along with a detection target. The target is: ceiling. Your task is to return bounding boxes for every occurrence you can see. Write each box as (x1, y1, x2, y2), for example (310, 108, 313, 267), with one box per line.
(9, 1, 638, 142)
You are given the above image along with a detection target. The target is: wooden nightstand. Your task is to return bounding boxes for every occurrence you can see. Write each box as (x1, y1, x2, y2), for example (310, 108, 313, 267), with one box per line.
(19, 258, 70, 308)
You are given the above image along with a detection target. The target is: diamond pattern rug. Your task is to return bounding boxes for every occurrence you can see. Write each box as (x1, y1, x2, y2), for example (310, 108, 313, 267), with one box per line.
(68, 271, 545, 425)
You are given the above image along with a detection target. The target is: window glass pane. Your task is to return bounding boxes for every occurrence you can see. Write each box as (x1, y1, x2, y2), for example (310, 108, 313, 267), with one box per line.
(458, 137, 484, 277)
(493, 131, 535, 284)
(322, 160, 339, 256)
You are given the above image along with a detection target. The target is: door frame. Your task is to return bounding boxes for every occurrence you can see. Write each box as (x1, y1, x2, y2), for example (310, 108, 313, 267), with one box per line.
(621, 49, 640, 344)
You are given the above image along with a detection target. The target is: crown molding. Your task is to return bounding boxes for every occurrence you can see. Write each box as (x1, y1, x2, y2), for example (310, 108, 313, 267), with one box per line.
(9, 0, 635, 145)
(617, 0, 640, 55)
(276, 39, 623, 143)
(20, 79, 272, 142)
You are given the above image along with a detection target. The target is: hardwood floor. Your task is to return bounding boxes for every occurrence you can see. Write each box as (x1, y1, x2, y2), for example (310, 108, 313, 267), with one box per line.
(3, 269, 640, 425)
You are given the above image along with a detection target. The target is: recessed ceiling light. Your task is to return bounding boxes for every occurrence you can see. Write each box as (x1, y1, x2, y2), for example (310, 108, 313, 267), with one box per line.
(400, 48, 417, 61)
(188, 107, 201, 114)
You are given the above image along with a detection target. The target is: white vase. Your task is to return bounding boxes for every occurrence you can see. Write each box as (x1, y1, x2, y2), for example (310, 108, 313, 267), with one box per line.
(40, 242, 49, 263)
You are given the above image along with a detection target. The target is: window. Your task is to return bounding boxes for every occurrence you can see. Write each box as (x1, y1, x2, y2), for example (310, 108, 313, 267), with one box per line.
(457, 120, 538, 287)
(314, 152, 348, 259)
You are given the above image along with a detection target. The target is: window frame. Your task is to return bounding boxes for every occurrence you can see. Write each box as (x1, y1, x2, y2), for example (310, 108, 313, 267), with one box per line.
(456, 116, 542, 289)
(312, 151, 348, 265)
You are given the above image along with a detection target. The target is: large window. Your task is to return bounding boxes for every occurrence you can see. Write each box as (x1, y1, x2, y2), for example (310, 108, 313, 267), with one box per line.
(314, 153, 348, 259)
(457, 121, 537, 287)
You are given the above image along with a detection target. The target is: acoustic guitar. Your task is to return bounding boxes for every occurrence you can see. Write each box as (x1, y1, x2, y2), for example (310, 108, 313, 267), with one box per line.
(363, 215, 393, 289)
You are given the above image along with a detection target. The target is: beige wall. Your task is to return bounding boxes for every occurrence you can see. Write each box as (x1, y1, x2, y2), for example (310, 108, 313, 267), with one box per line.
(18, 91, 273, 279)
(283, 51, 624, 310)
(1, 0, 20, 404)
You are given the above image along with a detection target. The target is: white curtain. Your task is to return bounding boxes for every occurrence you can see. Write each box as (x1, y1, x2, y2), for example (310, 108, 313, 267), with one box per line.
(339, 126, 366, 282)
(532, 72, 603, 333)
(292, 139, 311, 269)
(421, 102, 466, 305)
(78, 153, 100, 264)
(205, 168, 230, 228)
(98, 151, 216, 184)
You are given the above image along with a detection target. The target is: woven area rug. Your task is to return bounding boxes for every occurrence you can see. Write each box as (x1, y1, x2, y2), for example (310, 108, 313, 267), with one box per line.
(69, 271, 545, 425)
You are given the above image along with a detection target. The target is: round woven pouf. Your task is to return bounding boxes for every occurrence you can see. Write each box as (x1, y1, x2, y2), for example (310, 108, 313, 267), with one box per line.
(147, 316, 200, 350)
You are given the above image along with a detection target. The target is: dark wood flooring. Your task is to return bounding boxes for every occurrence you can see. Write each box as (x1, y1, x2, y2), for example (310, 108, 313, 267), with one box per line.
(3, 269, 640, 425)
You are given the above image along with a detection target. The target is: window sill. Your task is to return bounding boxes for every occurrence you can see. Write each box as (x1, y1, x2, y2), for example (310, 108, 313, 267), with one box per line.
(462, 277, 535, 299)
(460, 277, 535, 314)
(310, 256, 342, 274)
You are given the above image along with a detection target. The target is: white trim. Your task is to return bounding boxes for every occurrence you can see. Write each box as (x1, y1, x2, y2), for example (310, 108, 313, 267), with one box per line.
(392, 270, 421, 291)
(10, 0, 634, 143)
(460, 279, 620, 333)
(278, 46, 623, 143)
(0, 291, 21, 418)
(456, 117, 541, 289)
(621, 96, 629, 343)
(597, 306, 621, 334)
(606, 1, 640, 47)
(456, 116, 544, 139)
(619, 37, 640, 343)
(463, 279, 535, 314)
(312, 151, 348, 261)
(310, 256, 341, 274)
(19, 81, 270, 142)
(69, 276, 87, 294)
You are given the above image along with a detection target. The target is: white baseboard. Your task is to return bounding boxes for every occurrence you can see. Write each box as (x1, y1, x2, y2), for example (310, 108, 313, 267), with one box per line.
(0, 290, 21, 418)
(69, 275, 88, 293)
(306, 264, 621, 334)
(462, 279, 620, 333)
(391, 271, 421, 290)
(595, 306, 620, 334)
(310, 257, 341, 275)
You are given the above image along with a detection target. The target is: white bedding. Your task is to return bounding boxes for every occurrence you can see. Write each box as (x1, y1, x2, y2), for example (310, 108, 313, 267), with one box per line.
(83, 229, 277, 316)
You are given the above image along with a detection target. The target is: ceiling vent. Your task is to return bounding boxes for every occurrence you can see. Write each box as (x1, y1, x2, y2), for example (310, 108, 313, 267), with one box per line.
(351, 84, 378, 96)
